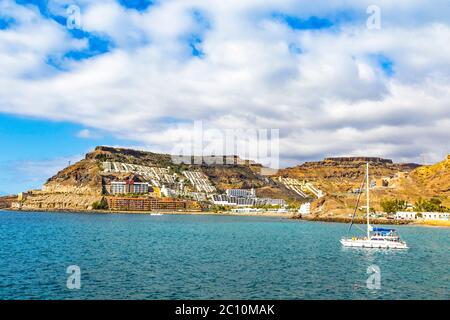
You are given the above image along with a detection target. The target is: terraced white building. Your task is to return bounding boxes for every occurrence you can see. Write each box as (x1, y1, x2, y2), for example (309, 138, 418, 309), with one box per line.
(102, 162, 177, 186)
(183, 171, 216, 194)
(276, 177, 324, 198)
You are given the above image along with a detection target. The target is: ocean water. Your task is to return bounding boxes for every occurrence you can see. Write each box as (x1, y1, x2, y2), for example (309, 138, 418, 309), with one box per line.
(0, 210, 448, 300)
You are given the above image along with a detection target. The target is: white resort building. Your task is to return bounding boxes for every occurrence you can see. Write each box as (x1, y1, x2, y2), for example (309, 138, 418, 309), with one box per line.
(299, 202, 311, 215)
(395, 211, 418, 220)
(109, 181, 149, 195)
(395, 211, 449, 221)
(226, 188, 256, 198)
(421, 212, 449, 220)
(212, 189, 286, 207)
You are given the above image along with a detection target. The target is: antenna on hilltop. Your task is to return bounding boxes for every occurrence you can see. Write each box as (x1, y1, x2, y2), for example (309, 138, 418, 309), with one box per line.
(420, 153, 427, 165)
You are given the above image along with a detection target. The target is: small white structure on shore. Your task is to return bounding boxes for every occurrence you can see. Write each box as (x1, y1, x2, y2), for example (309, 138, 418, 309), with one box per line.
(299, 202, 311, 215)
(395, 211, 449, 221)
(421, 212, 449, 221)
(395, 211, 418, 220)
(160, 185, 170, 197)
(231, 208, 263, 213)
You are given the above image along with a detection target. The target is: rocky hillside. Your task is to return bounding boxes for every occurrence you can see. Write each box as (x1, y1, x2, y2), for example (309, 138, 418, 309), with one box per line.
(409, 155, 450, 195)
(44, 146, 271, 190)
(279, 157, 419, 194)
(278, 157, 423, 215)
(280, 155, 450, 215)
(13, 146, 449, 214)
(17, 146, 301, 210)
(0, 195, 16, 209)
(44, 157, 102, 195)
(393, 155, 450, 206)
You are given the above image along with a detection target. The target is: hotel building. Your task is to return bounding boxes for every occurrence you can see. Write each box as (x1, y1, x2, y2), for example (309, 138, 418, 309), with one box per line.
(106, 197, 198, 211)
(109, 181, 149, 195)
(226, 188, 256, 198)
(212, 189, 286, 207)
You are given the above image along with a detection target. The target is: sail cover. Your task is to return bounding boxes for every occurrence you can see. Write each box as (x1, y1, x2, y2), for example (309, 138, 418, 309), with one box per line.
(372, 227, 396, 232)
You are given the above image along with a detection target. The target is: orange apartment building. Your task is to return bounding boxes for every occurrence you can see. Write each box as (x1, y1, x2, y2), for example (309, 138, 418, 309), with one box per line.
(106, 197, 199, 212)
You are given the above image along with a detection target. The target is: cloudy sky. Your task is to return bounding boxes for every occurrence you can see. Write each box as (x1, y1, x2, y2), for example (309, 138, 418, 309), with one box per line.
(1, 0, 450, 194)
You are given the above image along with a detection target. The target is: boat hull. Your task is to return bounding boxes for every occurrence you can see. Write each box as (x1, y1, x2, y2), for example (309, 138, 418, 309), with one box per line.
(340, 238, 408, 249)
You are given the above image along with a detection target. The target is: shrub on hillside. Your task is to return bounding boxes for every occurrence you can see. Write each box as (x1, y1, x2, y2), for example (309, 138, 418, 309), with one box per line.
(414, 198, 447, 212)
(380, 199, 407, 213)
(92, 198, 108, 210)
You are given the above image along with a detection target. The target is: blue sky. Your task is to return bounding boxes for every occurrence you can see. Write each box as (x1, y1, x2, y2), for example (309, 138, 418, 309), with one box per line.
(0, 0, 156, 194)
(1, 0, 450, 195)
(0, 113, 139, 195)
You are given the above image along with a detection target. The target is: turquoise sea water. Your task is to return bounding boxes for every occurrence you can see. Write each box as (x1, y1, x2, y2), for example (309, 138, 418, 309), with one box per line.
(0, 210, 448, 300)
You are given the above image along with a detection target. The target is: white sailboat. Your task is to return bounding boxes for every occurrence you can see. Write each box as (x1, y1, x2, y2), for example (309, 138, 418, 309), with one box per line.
(340, 163, 408, 249)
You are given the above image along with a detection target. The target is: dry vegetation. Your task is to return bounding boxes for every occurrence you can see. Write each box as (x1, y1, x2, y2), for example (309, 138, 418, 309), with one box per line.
(12, 146, 450, 216)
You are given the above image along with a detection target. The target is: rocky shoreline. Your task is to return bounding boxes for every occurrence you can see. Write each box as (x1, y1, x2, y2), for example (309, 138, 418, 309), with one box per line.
(3, 208, 294, 218)
(299, 215, 413, 225)
(3, 208, 449, 226)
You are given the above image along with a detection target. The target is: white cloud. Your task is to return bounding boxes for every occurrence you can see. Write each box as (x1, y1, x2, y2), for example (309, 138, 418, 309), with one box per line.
(0, 0, 449, 165)
(0, 0, 86, 77)
(15, 155, 84, 179)
(76, 128, 92, 138)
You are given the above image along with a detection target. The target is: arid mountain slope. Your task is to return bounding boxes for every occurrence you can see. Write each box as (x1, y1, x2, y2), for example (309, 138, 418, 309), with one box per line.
(409, 155, 450, 195)
(279, 157, 419, 195)
(278, 157, 421, 215)
(21, 146, 299, 210)
(12, 147, 449, 214)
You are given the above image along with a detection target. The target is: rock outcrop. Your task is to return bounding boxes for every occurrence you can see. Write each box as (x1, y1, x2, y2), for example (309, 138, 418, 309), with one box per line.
(18, 191, 102, 211)
(13, 146, 449, 215)
(0, 195, 16, 209)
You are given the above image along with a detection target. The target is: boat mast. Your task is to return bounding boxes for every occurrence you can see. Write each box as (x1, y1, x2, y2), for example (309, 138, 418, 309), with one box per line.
(366, 162, 370, 239)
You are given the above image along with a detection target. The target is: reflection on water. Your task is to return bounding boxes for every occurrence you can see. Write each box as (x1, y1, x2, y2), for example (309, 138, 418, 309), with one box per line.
(0, 211, 448, 300)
